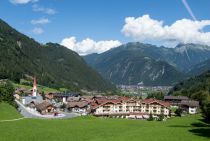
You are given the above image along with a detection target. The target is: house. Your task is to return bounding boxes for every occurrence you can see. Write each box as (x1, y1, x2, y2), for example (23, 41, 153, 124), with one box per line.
(91, 98, 170, 119)
(52, 93, 79, 103)
(164, 96, 189, 106)
(35, 101, 55, 115)
(181, 100, 199, 114)
(67, 101, 90, 114)
(45, 93, 54, 100)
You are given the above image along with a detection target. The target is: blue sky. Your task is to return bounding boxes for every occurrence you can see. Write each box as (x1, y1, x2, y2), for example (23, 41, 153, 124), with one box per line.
(0, 0, 210, 55)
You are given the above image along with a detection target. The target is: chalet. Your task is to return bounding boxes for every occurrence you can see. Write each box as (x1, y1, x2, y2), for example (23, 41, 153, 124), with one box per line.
(67, 101, 90, 114)
(181, 100, 199, 114)
(45, 93, 54, 100)
(35, 101, 55, 115)
(51, 92, 79, 103)
(164, 96, 189, 106)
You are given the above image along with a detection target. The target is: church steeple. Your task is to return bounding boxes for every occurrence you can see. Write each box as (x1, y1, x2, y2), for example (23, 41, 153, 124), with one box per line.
(32, 76, 37, 97)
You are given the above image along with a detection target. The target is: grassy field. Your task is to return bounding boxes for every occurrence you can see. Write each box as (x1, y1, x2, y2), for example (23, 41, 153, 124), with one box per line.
(0, 103, 22, 120)
(0, 103, 210, 141)
(13, 83, 64, 93)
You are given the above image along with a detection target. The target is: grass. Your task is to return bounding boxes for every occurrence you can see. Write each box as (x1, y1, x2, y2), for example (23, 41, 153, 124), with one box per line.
(0, 103, 210, 141)
(13, 83, 62, 93)
(0, 103, 22, 120)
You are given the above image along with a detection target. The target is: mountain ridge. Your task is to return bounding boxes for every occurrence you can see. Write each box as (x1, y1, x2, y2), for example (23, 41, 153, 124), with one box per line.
(84, 42, 210, 86)
(0, 18, 115, 92)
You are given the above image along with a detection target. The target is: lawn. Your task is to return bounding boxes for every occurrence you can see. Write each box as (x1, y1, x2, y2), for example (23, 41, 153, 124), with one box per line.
(0, 103, 22, 120)
(0, 103, 210, 141)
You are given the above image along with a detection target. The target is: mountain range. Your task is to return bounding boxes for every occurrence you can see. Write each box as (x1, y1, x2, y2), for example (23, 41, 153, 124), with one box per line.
(0, 19, 114, 92)
(84, 42, 210, 86)
(1, 17, 210, 89)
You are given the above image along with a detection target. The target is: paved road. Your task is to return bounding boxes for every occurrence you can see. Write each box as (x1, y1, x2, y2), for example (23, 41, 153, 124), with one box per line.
(16, 100, 80, 119)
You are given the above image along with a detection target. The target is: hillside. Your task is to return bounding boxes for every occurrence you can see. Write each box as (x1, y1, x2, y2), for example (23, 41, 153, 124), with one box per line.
(0, 19, 114, 92)
(188, 59, 210, 76)
(169, 70, 210, 106)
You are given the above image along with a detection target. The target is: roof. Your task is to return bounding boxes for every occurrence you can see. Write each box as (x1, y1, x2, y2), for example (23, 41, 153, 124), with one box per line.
(67, 97, 81, 102)
(92, 99, 122, 109)
(81, 96, 94, 99)
(181, 100, 199, 107)
(142, 98, 170, 107)
(164, 96, 189, 100)
(51, 93, 79, 97)
(67, 101, 89, 108)
(118, 96, 131, 101)
(35, 101, 53, 111)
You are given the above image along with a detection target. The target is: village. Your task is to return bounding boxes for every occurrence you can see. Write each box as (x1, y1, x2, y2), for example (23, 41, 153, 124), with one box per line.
(13, 77, 200, 120)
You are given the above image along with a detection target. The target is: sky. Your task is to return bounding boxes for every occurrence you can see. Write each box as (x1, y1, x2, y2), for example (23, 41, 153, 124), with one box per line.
(0, 0, 210, 55)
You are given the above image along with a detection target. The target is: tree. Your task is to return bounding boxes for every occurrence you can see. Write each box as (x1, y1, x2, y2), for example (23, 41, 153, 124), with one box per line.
(203, 101, 210, 122)
(175, 108, 183, 117)
(148, 113, 154, 121)
(147, 91, 164, 100)
(158, 113, 165, 121)
(41, 91, 46, 100)
(0, 80, 15, 106)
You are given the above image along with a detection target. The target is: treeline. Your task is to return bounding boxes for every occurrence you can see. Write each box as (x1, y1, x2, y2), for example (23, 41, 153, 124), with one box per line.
(169, 70, 210, 122)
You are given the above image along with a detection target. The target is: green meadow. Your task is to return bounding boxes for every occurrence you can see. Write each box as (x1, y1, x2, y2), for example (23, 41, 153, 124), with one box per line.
(0, 103, 210, 141)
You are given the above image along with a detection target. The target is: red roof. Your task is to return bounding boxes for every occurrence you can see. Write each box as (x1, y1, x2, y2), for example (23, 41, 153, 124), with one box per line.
(142, 98, 170, 107)
(91, 99, 121, 109)
(91, 98, 170, 110)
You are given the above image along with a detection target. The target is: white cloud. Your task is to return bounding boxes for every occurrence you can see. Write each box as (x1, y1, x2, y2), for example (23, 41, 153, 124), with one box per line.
(122, 14, 210, 47)
(32, 27, 44, 35)
(60, 37, 122, 55)
(32, 4, 56, 15)
(31, 18, 50, 25)
(10, 0, 38, 4)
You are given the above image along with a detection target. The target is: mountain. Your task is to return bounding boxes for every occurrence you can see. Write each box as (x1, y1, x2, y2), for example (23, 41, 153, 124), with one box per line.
(84, 43, 186, 86)
(173, 43, 210, 71)
(84, 42, 210, 86)
(0, 19, 114, 92)
(188, 59, 210, 76)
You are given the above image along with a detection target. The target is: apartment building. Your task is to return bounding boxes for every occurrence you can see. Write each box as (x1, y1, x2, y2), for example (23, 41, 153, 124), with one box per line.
(91, 98, 170, 118)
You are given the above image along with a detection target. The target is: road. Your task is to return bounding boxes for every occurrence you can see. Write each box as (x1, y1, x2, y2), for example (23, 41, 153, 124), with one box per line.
(16, 100, 80, 119)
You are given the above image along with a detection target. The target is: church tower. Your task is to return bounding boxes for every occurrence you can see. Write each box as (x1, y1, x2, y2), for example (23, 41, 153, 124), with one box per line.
(32, 77, 37, 97)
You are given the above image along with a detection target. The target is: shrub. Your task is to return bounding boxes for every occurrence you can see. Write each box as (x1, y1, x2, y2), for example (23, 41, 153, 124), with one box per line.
(148, 113, 154, 121)
(175, 108, 183, 117)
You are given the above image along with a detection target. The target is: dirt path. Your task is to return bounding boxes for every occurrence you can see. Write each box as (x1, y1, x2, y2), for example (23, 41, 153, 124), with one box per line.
(0, 117, 26, 122)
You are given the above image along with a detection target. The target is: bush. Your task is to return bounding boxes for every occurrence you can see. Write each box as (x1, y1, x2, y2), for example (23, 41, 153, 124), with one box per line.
(158, 113, 165, 121)
(175, 108, 183, 117)
(0, 80, 15, 106)
(148, 113, 154, 121)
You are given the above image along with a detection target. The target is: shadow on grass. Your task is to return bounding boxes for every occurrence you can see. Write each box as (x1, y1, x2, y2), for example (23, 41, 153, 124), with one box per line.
(191, 122, 209, 128)
(189, 128, 210, 138)
(168, 120, 210, 138)
(189, 121, 210, 138)
(168, 125, 191, 128)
